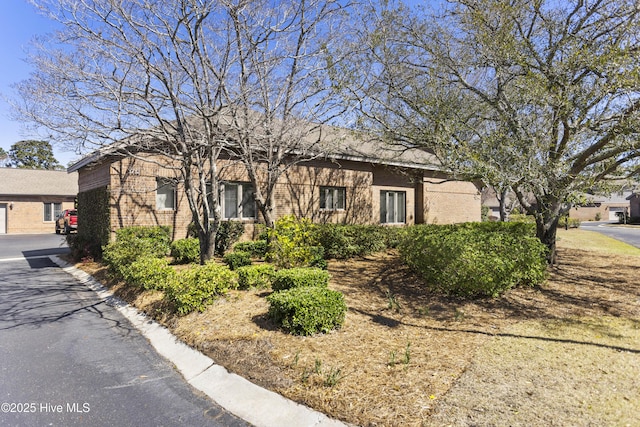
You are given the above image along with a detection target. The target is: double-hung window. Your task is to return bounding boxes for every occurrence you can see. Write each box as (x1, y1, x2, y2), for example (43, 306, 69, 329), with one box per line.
(43, 202, 62, 222)
(156, 178, 176, 210)
(222, 182, 255, 220)
(319, 186, 346, 210)
(380, 191, 406, 224)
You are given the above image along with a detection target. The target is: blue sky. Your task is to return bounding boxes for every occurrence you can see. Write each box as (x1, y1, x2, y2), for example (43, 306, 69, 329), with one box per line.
(0, 1, 79, 166)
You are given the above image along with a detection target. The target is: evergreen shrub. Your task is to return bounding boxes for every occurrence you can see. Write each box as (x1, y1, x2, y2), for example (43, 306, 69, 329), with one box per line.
(165, 262, 238, 315)
(102, 238, 162, 279)
(312, 224, 382, 259)
(170, 238, 200, 264)
(236, 264, 276, 289)
(399, 223, 548, 297)
(271, 267, 330, 292)
(215, 221, 245, 255)
(233, 240, 268, 258)
(223, 251, 253, 270)
(267, 215, 319, 267)
(122, 256, 177, 290)
(267, 286, 347, 335)
(115, 225, 172, 254)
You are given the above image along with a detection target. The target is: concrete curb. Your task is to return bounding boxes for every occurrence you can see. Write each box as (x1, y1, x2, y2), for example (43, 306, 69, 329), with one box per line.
(51, 256, 347, 427)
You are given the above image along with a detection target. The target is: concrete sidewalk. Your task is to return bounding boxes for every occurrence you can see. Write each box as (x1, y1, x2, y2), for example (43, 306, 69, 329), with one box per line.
(51, 256, 348, 427)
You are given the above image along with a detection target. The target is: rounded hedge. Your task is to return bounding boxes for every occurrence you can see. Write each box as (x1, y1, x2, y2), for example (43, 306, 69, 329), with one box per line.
(399, 223, 548, 297)
(223, 251, 253, 270)
(271, 267, 330, 292)
(165, 262, 238, 315)
(236, 264, 276, 289)
(267, 286, 347, 335)
(122, 256, 176, 290)
(170, 238, 200, 264)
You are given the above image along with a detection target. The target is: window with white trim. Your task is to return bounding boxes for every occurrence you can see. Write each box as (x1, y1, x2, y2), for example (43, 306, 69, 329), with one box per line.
(319, 186, 346, 210)
(156, 178, 176, 210)
(222, 182, 255, 219)
(380, 191, 406, 224)
(44, 202, 62, 222)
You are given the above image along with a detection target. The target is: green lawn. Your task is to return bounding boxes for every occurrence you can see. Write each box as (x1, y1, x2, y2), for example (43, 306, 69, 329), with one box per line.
(556, 228, 640, 256)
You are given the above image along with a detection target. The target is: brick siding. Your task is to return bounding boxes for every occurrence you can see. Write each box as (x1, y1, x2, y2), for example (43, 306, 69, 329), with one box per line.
(80, 154, 481, 240)
(0, 196, 75, 234)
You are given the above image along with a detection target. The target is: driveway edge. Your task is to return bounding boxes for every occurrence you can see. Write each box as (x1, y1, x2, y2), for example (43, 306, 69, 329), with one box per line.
(50, 255, 347, 427)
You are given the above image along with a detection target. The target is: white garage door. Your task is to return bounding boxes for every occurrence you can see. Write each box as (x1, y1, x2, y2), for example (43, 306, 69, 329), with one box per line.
(0, 204, 6, 234)
(609, 207, 624, 221)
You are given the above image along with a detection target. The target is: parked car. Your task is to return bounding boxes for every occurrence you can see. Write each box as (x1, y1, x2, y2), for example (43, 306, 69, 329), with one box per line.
(55, 209, 77, 234)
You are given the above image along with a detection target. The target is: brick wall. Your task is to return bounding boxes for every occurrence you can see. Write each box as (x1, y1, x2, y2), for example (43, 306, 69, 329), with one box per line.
(107, 157, 192, 240)
(78, 161, 110, 192)
(79, 154, 481, 240)
(276, 160, 374, 224)
(569, 203, 629, 222)
(1, 196, 75, 234)
(422, 177, 481, 224)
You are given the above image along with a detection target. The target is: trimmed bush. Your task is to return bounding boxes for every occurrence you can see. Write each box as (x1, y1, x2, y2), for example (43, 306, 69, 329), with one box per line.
(236, 264, 276, 289)
(102, 238, 163, 279)
(66, 233, 101, 261)
(313, 224, 387, 259)
(115, 225, 172, 255)
(223, 251, 253, 270)
(267, 215, 319, 268)
(233, 240, 268, 258)
(399, 223, 548, 298)
(102, 225, 174, 278)
(165, 262, 238, 315)
(508, 213, 536, 224)
(215, 221, 245, 256)
(170, 238, 200, 264)
(381, 226, 406, 249)
(122, 256, 177, 290)
(267, 286, 347, 335)
(271, 267, 330, 292)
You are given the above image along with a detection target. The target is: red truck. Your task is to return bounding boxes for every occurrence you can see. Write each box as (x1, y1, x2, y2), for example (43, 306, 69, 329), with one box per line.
(55, 209, 77, 234)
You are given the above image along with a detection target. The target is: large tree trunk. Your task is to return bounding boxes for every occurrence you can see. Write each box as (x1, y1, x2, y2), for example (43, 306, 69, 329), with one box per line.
(255, 190, 276, 229)
(198, 222, 217, 264)
(516, 190, 564, 265)
(535, 215, 560, 265)
(498, 188, 509, 222)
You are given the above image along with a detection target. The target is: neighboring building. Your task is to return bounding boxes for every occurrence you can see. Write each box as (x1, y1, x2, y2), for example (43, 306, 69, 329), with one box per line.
(0, 168, 78, 234)
(569, 190, 635, 222)
(68, 132, 481, 241)
(480, 186, 520, 221)
(627, 192, 640, 218)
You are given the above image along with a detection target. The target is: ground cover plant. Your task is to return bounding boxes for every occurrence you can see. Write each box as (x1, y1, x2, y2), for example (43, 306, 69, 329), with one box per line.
(74, 227, 640, 426)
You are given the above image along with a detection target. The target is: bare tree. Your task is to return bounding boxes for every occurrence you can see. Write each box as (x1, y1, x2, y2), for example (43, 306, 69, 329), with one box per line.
(341, 0, 640, 262)
(218, 0, 352, 228)
(14, 0, 349, 260)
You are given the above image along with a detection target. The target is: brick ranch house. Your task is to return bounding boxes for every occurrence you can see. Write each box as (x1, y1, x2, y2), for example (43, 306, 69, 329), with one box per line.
(569, 190, 636, 222)
(68, 130, 481, 242)
(0, 168, 78, 234)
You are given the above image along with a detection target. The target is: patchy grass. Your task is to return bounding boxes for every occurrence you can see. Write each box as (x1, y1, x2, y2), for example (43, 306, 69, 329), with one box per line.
(426, 317, 640, 426)
(557, 228, 640, 256)
(73, 230, 640, 426)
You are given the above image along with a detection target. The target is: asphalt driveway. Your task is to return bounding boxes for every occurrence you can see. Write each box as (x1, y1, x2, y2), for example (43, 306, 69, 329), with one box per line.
(580, 221, 640, 248)
(0, 235, 248, 427)
(0, 233, 70, 260)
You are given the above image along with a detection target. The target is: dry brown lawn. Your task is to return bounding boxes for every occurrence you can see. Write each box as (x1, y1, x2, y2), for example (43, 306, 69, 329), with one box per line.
(75, 229, 640, 426)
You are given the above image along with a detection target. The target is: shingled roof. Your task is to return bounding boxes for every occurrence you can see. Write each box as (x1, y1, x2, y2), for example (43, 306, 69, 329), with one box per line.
(69, 119, 441, 173)
(0, 168, 78, 197)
